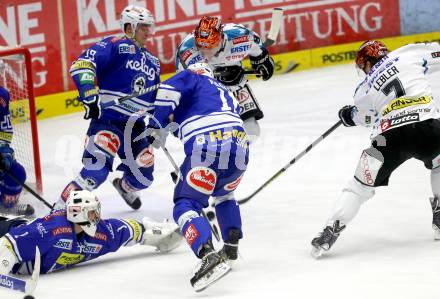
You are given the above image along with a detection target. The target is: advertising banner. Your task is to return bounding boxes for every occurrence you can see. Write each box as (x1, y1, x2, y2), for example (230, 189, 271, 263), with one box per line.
(1, 0, 400, 96)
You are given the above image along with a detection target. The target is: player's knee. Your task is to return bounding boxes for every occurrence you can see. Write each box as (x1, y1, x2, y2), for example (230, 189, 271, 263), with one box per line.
(345, 178, 375, 202)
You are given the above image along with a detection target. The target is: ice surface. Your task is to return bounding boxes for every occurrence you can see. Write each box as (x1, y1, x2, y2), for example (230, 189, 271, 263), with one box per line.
(3, 64, 440, 299)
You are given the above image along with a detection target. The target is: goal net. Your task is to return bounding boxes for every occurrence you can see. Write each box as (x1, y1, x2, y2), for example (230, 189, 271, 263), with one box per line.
(0, 47, 42, 194)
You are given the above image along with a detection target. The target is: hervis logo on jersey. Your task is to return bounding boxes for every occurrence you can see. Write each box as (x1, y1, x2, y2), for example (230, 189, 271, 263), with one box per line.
(381, 95, 431, 116)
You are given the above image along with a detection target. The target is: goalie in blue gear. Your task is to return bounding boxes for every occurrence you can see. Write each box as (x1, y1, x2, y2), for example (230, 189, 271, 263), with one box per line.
(0, 86, 33, 217)
(148, 63, 249, 291)
(56, 5, 161, 210)
(0, 190, 182, 276)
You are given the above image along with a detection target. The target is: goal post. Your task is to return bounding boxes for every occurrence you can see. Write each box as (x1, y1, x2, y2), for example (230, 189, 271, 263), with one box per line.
(0, 47, 43, 194)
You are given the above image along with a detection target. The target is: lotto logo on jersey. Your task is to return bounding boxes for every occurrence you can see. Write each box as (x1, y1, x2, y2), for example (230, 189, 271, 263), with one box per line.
(94, 131, 120, 156)
(136, 147, 154, 167)
(232, 36, 250, 44)
(380, 114, 420, 131)
(381, 95, 431, 116)
(186, 167, 217, 195)
(184, 224, 199, 246)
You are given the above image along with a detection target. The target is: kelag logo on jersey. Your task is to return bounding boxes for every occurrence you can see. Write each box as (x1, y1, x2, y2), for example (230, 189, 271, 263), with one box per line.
(231, 45, 251, 53)
(380, 113, 420, 131)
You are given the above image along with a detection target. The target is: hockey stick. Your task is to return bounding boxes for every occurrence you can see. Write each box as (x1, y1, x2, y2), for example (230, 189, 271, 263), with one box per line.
(0, 246, 41, 294)
(3, 170, 53, 210)
(263, 8, 283, 47)
(237, 120, 343, 205)
(159, 144, 221, 242)
(100, 82, 161, 110)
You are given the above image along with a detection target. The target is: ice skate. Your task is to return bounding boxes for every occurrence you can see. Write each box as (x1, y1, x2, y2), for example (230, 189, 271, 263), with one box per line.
(218, 229, 240, 265)
(0, 203, 35, 218)
(311, 220, 345, 258)
(191, 243, 231, 292)
(112, 178, 142, 210)
(430, 197, 440, 240)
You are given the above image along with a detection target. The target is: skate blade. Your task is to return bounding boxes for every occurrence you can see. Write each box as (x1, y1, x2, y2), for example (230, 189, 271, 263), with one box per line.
(311, 246, 324, 259)
(192, 262, 231, 292)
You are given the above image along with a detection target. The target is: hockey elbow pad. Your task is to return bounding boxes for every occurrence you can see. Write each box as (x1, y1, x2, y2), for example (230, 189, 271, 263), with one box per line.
(250, 48, 275, 81)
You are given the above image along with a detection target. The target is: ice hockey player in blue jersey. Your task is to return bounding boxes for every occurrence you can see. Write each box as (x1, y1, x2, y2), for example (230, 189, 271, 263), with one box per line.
(56, 5, 161, 211)
(148, 63, 249, 291)
(0, 190, 182, 276)
(176, 16, 275, 142)
(0, 86, 34, 217)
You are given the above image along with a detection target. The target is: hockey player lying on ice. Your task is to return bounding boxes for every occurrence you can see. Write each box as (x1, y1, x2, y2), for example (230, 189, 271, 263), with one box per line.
(0, 190, 182, 275)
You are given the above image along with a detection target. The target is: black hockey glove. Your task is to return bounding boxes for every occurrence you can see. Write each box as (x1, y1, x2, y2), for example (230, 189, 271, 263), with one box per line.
(214, 65, 245, 86)
(249, 48, 275, 81)
(82, 94, 102, 120)
(338, 105, 356, 127)
(0, 144, 15, 171)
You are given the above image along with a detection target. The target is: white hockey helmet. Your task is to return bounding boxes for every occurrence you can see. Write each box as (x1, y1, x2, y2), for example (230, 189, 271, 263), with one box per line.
(187, 62, 214, 78)
(120, 5, 155, 36)
(66, 190, 101, 237)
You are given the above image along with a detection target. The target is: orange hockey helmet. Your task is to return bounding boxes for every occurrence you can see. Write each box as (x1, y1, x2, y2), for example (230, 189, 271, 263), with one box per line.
(355, 40, 389, 71)
(194, 16, 223, 49)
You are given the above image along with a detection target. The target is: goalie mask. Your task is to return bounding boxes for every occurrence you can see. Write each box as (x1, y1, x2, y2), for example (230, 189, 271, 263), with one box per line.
(66, 190, 101, 237)
(187, 62, 214, 78)
(355, 40, 388, 74)
(120, 5, 155, 36)
(194, 16, 223, 58)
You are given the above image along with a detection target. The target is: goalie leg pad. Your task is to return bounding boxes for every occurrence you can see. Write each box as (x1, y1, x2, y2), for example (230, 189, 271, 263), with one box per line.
(174, 199, 212, 257)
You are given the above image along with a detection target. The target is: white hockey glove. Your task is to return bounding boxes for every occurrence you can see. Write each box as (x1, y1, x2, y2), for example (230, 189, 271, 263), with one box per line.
(140, 217, 183, 253)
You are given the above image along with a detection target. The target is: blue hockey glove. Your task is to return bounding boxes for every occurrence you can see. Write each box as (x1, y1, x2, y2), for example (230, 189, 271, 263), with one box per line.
(0, 144, 15, 171)
(338, 105, 356, 127)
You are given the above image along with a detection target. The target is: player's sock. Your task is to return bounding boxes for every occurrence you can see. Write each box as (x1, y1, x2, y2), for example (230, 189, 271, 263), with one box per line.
(190, 242, 231, 292)
(311, 220, 346, 258)
(430, 197, 440, 239)
(112, 178, 141, 210)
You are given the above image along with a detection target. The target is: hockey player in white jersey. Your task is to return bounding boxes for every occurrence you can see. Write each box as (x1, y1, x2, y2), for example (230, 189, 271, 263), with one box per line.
(311, 40, 440, 258)
(176, 16, 275, 142)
